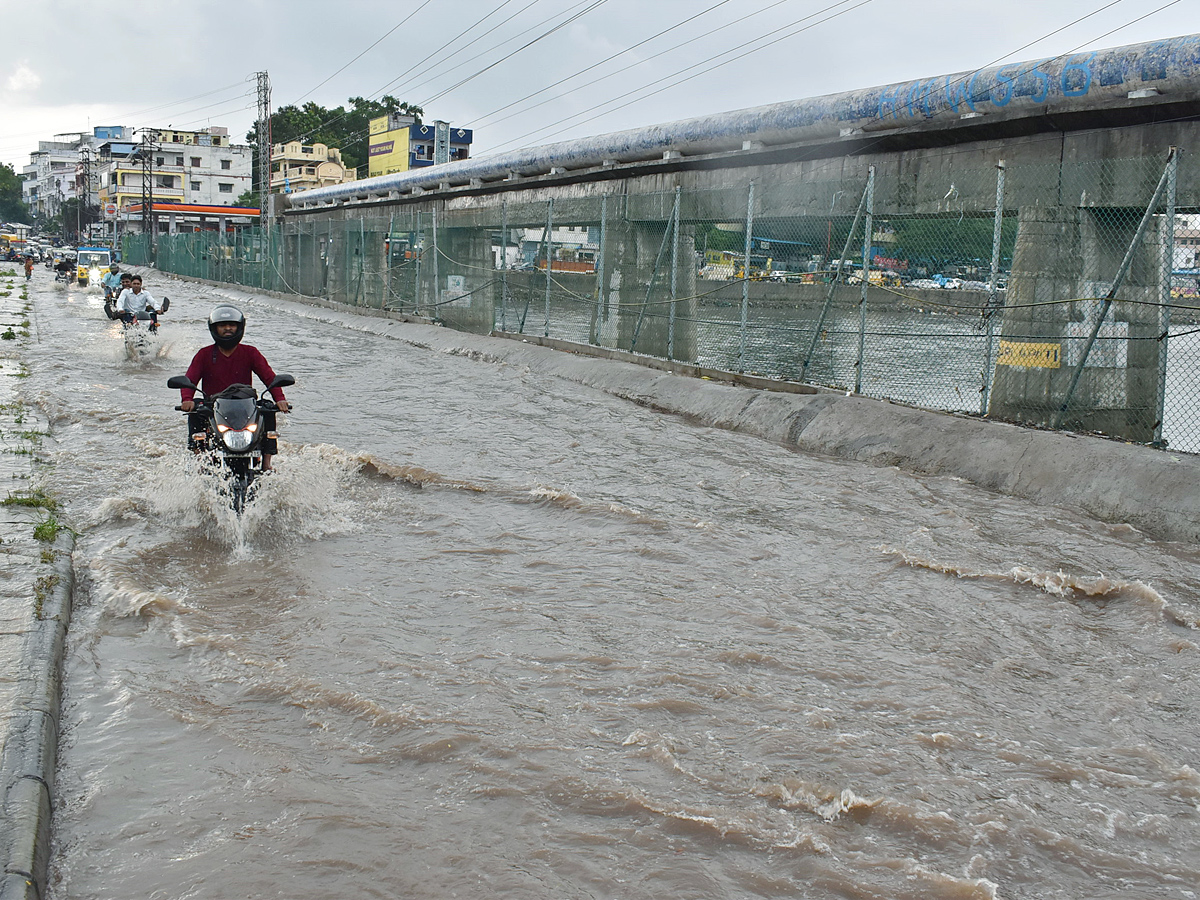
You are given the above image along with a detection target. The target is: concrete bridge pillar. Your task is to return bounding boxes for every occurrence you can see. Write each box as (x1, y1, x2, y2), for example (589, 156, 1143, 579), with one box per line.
(989, 205, 1165, 441)
(611, 221, 697, 362)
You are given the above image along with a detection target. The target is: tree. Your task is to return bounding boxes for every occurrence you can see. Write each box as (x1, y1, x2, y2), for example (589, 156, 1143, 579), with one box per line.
(0, 164, 31, 224)
(245, 95, 423, 191)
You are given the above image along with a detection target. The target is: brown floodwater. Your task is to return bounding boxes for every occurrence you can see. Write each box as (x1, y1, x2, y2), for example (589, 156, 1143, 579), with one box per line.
(21, 273, 1200, 899)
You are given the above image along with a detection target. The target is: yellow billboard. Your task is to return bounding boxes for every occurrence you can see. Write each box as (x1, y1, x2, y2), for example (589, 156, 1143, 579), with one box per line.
(369, 117, 411, 178)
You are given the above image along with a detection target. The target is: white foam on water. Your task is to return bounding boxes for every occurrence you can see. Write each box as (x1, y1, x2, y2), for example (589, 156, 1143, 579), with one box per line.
(134, 442, 360, 555)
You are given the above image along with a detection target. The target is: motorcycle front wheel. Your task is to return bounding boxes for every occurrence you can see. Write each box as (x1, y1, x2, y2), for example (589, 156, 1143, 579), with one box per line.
(224, 458, 257, 515)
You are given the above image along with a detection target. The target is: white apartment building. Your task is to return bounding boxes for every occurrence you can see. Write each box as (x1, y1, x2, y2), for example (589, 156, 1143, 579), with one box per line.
(96, 126, 253, 212)
(22, 134, 88, 219)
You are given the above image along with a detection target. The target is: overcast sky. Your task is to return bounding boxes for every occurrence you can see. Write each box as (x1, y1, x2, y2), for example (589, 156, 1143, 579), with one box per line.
(1, 0, 1196, 172)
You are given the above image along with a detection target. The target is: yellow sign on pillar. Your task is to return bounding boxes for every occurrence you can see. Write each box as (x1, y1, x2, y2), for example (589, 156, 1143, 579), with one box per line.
(996, 340, 1062, 368)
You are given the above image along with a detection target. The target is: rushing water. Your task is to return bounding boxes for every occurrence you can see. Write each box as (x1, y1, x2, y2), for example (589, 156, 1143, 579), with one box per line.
(20, 273, 1200, 899)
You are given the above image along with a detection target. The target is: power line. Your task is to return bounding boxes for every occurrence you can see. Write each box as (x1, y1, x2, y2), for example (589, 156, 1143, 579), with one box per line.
(475, 0, 804, 137)
(296, 0, 607, 157)
(287, 0, 437, 108)
(488, 0, 867, 154)
(296, 0, 533, 144)
(419, 0, 610, 106)
(760, 0, 1189, 189)
(469, 0, 740, 130)
(392, 0, 583, 102)
(843, 0, 1183, 162)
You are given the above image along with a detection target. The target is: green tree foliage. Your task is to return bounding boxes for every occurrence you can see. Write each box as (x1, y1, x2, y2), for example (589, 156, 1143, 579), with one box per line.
(245, 95, 423, 185)
(0, 163, 31, 224)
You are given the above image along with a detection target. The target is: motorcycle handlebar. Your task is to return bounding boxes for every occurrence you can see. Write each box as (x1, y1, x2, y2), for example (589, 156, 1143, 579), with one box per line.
(173, 401, 293, 412)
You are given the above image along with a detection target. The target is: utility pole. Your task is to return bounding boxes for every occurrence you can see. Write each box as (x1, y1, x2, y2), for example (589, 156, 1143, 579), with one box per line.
(80, 145, 94, 243)
(139, 129, 158, 260)
(255, 70, 272, 287)
(255, 71, 271, 213)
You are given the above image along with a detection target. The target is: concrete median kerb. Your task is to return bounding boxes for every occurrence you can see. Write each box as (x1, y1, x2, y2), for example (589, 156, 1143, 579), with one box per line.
(0, 273, 77, 900)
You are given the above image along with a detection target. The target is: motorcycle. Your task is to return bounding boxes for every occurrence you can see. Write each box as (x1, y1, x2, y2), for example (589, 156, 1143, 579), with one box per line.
(121, 297, 169, 360)
(166, 373, 295, 514)
(103, 285, 122, 319)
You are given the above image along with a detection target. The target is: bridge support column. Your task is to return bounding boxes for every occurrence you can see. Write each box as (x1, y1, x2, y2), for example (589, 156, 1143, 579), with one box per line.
(611, 222, 697, 362)
(989, 205, 1165, 441)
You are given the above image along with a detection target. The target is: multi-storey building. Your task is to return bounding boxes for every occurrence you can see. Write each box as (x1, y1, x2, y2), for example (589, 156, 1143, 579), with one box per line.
(21, 126, 130, 221)
(270, 142, 356, 193)
(23, 134, 86, 219)
(367, 114, 473, 178)
(96, 126, 252, 213)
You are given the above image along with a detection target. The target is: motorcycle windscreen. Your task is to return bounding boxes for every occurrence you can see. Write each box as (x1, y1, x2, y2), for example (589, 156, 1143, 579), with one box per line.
(212, 397, 258, 431)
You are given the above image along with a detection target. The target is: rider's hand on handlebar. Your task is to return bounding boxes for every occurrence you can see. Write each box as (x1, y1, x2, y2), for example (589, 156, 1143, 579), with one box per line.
(180, 400, 195, 412)
(276, 400, 290, 413)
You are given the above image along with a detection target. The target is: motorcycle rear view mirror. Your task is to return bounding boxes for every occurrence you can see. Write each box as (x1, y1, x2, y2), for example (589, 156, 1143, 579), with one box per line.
(160, 297, 170, 312)
(167, 375, 197, 390)
(269, 374, 296, 390)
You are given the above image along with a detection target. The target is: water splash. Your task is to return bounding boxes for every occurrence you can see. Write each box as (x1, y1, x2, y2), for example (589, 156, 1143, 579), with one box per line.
(133, 442, 360, 554)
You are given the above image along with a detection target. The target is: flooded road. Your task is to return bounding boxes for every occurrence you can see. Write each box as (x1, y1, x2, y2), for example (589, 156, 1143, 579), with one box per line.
(21, 272, 1200, 899)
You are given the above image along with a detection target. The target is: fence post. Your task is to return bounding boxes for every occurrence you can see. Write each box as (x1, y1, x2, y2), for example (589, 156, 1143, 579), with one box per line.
(801, 183, 868, 381)
(544, 198, 554, 337)
(355, 218, 366, 306)
(593, 194, 607, 345)
(1154, 148, 1179, 447)
(854, 166, 875, 395)
(432, 206, 441, 315)
(500, 200, 508, 333)
(384, 213, 394, 309)
(669, 186, 681, 361)
(801, 182, 868, 382)
(982, 159, 1006, 415)
(739, 181, 755, 372)
(1053, 148, 1177, 429)
(413, 211, 423, 315)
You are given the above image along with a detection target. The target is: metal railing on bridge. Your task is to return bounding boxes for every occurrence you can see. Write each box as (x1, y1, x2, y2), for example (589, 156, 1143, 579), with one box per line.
(124, 151, 1200, 453)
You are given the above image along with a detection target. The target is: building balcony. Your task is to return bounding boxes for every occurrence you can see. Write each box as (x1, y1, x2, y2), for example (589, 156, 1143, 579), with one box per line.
(112, 186, 185, 200)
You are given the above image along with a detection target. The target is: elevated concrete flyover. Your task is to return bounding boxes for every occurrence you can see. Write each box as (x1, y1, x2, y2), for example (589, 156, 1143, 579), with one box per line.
(276, 35, 1200, 445)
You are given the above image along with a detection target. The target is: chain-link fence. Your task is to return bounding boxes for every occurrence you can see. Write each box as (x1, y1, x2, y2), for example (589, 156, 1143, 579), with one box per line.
(124, 150, 1200, 452)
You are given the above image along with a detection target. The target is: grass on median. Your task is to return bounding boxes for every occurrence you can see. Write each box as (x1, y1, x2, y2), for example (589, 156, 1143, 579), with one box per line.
(3, 488, 57, 511)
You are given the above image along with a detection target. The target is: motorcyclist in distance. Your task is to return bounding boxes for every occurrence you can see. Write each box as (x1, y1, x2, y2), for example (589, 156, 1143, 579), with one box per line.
(115, 275, 163, 331)
(101, 263, 123, 298)
(178, 305, 290, 471)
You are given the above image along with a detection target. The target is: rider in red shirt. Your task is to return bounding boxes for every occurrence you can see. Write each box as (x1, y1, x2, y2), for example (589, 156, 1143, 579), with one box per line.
(179, 305, 290, 470)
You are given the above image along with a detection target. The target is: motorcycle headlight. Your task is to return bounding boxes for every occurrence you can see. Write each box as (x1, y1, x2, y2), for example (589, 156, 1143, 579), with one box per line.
(219, 429, 254, 451)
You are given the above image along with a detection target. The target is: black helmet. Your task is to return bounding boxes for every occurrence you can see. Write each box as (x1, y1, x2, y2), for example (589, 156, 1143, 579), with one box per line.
(109, 263, 119, 272)
(208, 305, 245, 350)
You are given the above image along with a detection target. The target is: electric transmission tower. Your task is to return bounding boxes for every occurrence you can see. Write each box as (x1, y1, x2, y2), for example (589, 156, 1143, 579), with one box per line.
(255, 70, 271, 287)
(255, 71, 271, 214)
(139, 129, 158, 253)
